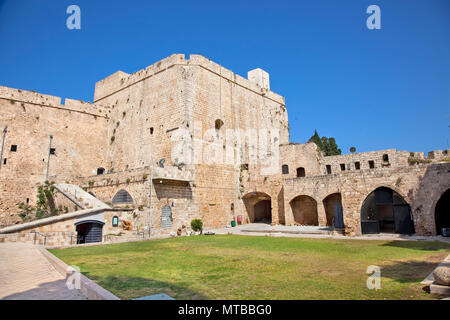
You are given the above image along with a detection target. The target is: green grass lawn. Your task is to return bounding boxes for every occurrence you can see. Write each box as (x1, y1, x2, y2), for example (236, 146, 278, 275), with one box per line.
(50, 235, 450, 300)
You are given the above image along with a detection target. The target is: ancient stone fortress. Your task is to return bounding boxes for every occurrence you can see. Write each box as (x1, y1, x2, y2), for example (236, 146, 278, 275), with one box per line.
(0, 54, 449, 246)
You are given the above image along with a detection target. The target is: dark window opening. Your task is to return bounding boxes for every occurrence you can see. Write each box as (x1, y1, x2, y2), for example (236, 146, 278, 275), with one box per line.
(369, 160, 375, 169)
(97, 167, 105, 175)
(3, 158, 6, 165)
(50, 148, 56, 155)
(10, 145, 17, 152)
(26, 198, 29, 204)
(215, 119, 224, 130)
(240, 163, 248, 171)
(150, 127, 154, 134)
(340, 164, 346, 171)
(296, 167, 306, 177)
(282, 164, 289, 174)
(355, 162, 360, 170)
(383, 154, 389, 162)
(326, 165, 332, 174)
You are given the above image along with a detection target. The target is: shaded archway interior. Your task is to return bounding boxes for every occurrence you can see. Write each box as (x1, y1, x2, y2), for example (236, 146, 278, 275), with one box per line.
(361, 187, 414, 235)
(290, 195, 318, 225)
(75, 220, 104, 244)
(435, 189, 450, 235)
(243, 192, 272, 224)
(323, 193, 343, 227)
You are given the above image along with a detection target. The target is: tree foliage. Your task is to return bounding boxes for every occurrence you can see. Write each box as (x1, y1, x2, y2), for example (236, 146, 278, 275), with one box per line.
(308, 130, 342, 156)
(191, 219, 203, 232)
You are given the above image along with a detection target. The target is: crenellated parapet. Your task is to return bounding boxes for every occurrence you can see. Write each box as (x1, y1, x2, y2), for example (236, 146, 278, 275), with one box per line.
(0, 86, 110, 118)
(93, 54, 285, 106)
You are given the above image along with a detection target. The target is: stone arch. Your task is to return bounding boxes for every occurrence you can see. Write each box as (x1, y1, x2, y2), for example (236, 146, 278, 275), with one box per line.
(112, 189, 134, 205)
(322, 193, 343, 227)
(289, 195, 318, 225)
(242, 192, 272, 224)
(434, 188, 450, 235)
(360, 186, 414, 235)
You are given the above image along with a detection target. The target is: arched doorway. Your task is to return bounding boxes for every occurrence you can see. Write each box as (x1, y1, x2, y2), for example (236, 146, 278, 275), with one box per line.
(243, 192, 272, 224)
(435, 189, 450, 235)
(290, 195, 318, 225)
(323, 193, 344, 228)
(75, 220, 104, 244)
(361, 187, 414, 235)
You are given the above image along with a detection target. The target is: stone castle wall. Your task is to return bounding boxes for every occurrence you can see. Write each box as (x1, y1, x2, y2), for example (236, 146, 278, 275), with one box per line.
(1, 54, 448, 240)
(0, 87, 109, 224)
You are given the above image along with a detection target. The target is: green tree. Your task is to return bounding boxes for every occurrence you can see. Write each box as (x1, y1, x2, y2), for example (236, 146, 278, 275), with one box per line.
(309, 130, 342, 156)
(308, 130, 324, 151)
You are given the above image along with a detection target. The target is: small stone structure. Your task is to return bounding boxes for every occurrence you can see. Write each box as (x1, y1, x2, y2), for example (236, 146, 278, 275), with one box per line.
(0, 54, 449, 245)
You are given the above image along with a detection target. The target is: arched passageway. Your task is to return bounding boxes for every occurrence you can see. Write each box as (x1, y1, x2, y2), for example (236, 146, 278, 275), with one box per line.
(290, 195, 318, 225)
(323, 193, 344, 228)
(435, 189, 450, 235)
(75, 220, 104, 244)
(243, 192, 272, 224)
(361, 187, 414, 235)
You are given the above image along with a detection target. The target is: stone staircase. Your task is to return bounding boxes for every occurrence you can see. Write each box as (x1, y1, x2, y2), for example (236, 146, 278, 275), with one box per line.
(55, 183, 110, 210)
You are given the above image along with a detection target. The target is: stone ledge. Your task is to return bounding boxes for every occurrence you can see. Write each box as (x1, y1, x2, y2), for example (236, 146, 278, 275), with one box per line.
(38, 246, 120, 300)
(421, 254, 450, 285)
(0, 208, 105, 234)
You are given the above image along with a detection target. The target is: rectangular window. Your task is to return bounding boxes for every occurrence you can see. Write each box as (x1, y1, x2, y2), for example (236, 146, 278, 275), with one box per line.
(326, 165, 332, 174)
(10, 145, 17, 152)
(340, 164, 346, 171)
(355, 162, 360, 170)
(383, 154, 389, 162)
(369, 160, 375, 169)
(3, 158, 6, 165)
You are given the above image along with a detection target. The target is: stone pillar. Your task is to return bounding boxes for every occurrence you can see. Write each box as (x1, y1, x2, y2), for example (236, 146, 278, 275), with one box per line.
(271, 187, 280, 226)
(317, 201, 327, 227)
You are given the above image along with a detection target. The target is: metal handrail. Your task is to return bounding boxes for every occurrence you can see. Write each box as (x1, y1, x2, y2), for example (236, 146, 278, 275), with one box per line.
(31, 231, 47, 246)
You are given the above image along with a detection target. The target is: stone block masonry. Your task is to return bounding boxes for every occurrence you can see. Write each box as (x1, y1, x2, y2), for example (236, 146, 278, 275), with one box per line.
(0, 53, 449, 244)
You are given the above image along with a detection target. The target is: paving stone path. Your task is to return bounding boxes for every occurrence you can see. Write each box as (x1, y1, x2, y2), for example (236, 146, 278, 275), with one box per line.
(0, 242, 85, 300)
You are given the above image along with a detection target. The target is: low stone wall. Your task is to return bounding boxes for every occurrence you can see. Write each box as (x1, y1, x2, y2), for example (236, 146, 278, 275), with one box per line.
(0, 208, 135, 247)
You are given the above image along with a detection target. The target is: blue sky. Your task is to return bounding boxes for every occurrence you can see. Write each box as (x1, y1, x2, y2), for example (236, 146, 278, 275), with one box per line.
(0, 0, 449, 154)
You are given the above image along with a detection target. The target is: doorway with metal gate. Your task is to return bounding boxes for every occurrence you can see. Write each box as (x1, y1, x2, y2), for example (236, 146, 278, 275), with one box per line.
(161, 205, 173, 229)
(75, 220, 104, 244)
(361, 187, 415, 235)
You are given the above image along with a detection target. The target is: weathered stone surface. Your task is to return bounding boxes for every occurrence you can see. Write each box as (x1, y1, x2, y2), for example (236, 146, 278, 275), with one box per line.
(433, 266, 450, 286)
(1, 53, 449, 245)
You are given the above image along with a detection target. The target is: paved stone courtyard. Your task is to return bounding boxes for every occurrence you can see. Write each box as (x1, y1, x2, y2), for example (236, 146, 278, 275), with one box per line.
(0, 243, 85, 300)
(211, 223, 450, 243)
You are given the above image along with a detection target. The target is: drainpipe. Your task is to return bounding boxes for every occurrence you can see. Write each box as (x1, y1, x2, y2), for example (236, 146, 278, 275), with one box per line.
(149, 169, 153, 237)
(45, 135, 53, 181)
(0, 126, 7, 171)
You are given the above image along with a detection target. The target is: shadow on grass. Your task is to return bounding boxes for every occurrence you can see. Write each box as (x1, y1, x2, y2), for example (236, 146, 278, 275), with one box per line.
(381, 260, 442, 284)
(84, 273, 208, 300)
(380, 240, 450, 251)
